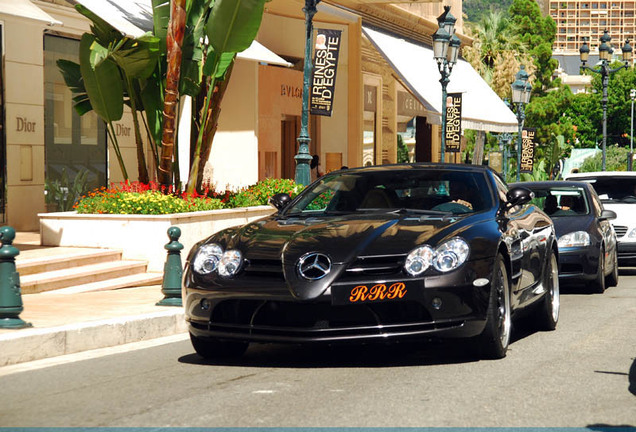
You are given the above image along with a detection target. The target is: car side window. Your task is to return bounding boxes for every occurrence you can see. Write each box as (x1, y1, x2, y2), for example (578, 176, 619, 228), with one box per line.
(493, 175, 508, 203)
(589, 188, 603, 217)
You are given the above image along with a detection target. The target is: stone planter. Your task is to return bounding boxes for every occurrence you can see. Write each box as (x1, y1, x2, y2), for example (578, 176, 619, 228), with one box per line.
(39, 206, 275, 272)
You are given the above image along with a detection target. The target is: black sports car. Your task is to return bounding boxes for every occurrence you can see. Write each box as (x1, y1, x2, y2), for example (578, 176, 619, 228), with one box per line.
(184, 164, 559, 360)
(512, 181, 618, 293)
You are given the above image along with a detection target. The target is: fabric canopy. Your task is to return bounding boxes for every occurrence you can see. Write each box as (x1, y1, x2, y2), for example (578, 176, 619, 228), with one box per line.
(0, 0, 62, 25)
(70, 0, 291, 67)
(363, 26, 519, 133)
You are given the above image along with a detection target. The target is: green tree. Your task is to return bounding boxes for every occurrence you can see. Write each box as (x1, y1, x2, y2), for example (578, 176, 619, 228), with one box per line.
(397, 134, 409, 163)
(580, 145, 630, 172)
(508, 0, 557, 95)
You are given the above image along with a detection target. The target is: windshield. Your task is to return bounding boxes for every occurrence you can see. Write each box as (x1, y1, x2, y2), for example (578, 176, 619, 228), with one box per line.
(574, 176, 636, 203)
(529, 187, 590, 217)
(284, 168, 495, 216)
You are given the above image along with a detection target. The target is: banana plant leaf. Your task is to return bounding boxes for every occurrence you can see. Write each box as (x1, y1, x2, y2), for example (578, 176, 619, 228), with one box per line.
(80, 34, 123, 122)
(56, 59, 93, 116)
(206, 0, 267, 54)
(110, 34, 162, 80)
(75, 4, 120, 47)
(203, 0, 267, 79)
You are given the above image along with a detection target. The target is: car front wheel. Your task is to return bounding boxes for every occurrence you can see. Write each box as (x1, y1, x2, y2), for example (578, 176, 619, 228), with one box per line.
(190, 333, 249, 359)
(476, 254, 511, 360)
(606, 248, 619, 288)
(589, 246, 606, 294)
(535, 249, 559, 331)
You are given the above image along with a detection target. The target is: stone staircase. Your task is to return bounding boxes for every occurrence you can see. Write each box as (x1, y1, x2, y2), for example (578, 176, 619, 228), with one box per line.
(15, 246, 163, 295)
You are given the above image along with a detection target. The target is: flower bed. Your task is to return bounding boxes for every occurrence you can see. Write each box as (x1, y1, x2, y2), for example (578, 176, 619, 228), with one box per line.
(40, 178, 302, 271)
(39, 206, 275, 272)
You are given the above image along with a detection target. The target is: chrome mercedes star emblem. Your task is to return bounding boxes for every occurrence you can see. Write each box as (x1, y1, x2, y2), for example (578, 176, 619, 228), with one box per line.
(297, 252, 332, 280)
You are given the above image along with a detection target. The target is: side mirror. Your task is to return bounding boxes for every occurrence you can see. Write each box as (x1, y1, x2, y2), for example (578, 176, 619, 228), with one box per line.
(600, 209, 617, 220)
(505, 187, 534, 208)
(269, 193, 292, 211)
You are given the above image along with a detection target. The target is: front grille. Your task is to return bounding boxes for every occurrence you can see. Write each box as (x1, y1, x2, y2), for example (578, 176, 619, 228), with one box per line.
(209, 299, 435, 338)
(243, 258, 285, 280)
(344, 254, 405, 278)
(560, 263, 583, 274)
(614, 225, 628, 238)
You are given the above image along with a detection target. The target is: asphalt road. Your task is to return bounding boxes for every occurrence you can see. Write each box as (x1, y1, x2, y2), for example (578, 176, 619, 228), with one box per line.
(1, 273, 636, 428)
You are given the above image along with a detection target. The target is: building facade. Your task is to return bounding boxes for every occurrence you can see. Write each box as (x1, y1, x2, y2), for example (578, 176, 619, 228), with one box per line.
(550, 0, 636, 53)
(0, 0, 516, 232)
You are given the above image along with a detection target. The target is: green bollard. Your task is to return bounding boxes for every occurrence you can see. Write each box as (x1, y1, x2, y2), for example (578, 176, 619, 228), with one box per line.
(156, 226, 183, 307)
(0, 226, 31, 328)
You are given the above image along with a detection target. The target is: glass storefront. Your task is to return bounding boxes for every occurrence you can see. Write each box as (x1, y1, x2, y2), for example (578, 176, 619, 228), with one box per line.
(43, 35, 106, 193)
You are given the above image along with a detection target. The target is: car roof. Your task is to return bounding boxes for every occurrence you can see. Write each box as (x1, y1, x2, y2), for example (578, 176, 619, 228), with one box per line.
(512, 180, 592, 189)
(340, 163, 494, 174)
(565, 171, 636, 178)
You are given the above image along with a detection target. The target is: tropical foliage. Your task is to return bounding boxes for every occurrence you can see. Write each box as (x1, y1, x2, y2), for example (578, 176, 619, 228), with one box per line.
(58, 0, 269, 194)
(74, 178, 303, 215)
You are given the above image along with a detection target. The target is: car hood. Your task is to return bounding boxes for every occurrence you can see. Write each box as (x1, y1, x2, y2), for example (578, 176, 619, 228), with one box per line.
(206, 211, 494, 300)
(551, 214, 595, 238)
(600, 202, 635, 228)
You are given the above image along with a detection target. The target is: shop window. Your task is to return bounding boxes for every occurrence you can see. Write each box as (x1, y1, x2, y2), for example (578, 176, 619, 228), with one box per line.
(44, 35, 106, 192)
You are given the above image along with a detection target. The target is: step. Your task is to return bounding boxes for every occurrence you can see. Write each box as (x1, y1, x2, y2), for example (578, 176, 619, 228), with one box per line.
(40, 272, 164, 295)
(20, 260, 150, 294)
(16, 248, 123, 276)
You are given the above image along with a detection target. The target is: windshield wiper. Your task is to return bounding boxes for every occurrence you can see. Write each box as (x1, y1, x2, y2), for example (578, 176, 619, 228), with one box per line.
(356, 208, 449, 215)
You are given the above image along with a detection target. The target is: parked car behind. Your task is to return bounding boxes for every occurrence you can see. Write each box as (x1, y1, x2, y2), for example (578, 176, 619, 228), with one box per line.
(565, 171, 636, 266)
(184, 163, 559, 360)
(513, 181, 618, 293)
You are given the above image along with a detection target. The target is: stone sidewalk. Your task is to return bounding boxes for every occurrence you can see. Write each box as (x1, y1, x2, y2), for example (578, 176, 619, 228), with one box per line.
(0, 232, 187, 367)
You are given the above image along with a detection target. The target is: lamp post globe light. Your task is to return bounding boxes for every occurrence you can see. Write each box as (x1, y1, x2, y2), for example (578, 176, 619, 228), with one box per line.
(511, 65, 532, 182)
(294, 0, 321, 186)
(630, 88, 636, 170)
(579, 30, 633, 172)
(432, 5, 460, 163)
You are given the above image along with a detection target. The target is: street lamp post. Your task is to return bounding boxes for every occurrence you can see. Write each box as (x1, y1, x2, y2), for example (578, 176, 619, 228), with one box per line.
(630, 88, 636, 170)
(579, 30, 632, 171)
(511, 65, 532, 182)
(432, 5, 460, 163)
(497, 132, 513, 179)
(294, 0, 321, 186)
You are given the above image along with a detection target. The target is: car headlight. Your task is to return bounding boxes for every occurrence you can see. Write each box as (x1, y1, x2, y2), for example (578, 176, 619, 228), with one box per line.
(627, 228, 636, 239)
(433, 237, 470, 272)
(557, 231, 590, 248)
(404, 237, 470, 275)
(218, 250, 243, 277)
(405, 245, 434, 276)
(192, 243, 224, 275)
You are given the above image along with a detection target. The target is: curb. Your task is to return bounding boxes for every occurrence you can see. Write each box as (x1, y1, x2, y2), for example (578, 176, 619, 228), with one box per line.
(0, 309, 187, 366)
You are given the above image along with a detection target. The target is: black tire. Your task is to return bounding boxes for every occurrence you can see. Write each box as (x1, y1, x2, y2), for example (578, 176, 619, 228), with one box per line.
(189, 333, 249, 359)
(588, 247, 606, 294)
(605, 248, 619, 288)
(535, 249, 560, 331)
(476, 254, 511, 360)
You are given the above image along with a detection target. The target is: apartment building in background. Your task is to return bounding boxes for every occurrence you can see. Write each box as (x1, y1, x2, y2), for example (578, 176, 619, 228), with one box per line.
(550, 0, 636, 53)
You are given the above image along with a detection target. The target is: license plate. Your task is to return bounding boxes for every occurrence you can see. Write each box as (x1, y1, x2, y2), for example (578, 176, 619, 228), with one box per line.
(331, 281, 419, 305)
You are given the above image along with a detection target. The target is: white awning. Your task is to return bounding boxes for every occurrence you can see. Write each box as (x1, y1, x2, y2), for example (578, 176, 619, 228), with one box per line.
(363, 27, 519, 133)
(71, 0, 291, 67)
(0, 0, 62, 25)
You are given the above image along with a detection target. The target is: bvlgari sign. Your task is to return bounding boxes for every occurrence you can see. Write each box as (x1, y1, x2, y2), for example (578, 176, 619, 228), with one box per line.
(310, 29, 342, 117)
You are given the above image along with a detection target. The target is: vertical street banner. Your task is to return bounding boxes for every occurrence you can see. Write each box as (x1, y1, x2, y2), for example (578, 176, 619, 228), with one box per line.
(520, 127, 536, 173)
(310, 29, 342, 116)
(445, 93, 462, 152)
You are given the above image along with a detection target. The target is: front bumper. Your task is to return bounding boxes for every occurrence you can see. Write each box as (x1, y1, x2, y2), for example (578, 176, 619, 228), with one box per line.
(557, 246, 600, 282)
(184, 258, 495, 344)
(617, 241, 636, 262)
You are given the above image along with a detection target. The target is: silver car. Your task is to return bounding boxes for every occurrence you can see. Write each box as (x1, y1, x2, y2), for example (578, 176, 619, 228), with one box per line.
(566, 171, 636, 265)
